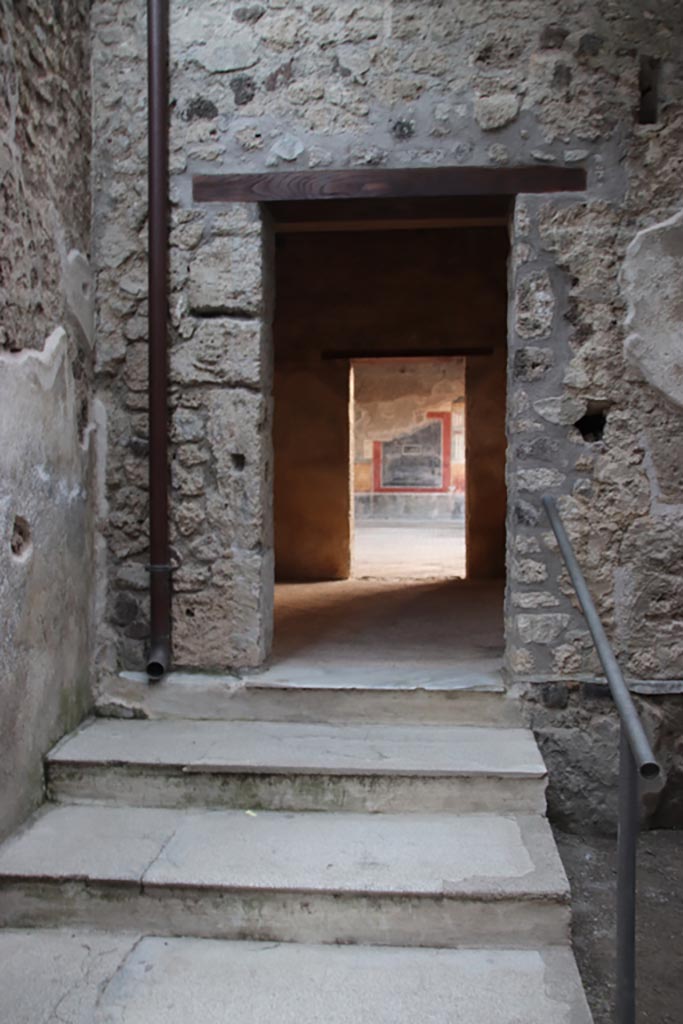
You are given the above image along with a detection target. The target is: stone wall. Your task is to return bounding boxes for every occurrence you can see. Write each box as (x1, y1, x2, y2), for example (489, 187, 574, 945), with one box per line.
(0, 0, 95, 839)
(91, 0, 683, 816)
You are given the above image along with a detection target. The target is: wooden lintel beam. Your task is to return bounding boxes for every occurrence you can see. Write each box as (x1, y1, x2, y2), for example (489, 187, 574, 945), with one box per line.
(274, 216, 508, 234)
(193, 166, 586, 204)
(321, 348, 494, 361)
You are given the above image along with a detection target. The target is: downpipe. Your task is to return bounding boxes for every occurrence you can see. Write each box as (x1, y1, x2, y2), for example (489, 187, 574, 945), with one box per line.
(146, 0, 171, 680)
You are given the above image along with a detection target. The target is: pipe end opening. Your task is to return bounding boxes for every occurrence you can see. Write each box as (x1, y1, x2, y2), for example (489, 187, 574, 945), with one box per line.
(146, 660, 166, 682)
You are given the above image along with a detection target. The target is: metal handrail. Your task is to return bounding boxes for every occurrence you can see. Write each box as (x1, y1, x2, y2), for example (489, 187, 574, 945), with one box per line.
(542, 496, 661, 1024)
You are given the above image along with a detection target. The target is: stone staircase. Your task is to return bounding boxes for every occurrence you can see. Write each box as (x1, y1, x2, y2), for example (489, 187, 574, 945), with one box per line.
(0, 677, 593, 1023)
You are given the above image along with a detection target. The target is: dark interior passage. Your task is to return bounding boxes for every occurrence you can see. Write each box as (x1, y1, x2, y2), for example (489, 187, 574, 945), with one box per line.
(272, 215, 508, 583)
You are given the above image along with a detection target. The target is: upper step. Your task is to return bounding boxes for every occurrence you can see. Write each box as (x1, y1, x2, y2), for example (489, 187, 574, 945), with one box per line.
(96, 670, 520, 726)
(0, 804, 569, 948)
(47, 718, 547, 814)
(0, 931, 594, 1024)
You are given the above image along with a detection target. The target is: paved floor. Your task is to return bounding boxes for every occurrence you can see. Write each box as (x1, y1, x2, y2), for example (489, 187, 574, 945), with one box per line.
(353, 520, 466, 579)
(256, 576, 504, 689)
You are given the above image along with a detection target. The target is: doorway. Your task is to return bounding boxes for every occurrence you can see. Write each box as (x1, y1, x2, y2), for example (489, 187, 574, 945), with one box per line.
(268, 201, 508, 685)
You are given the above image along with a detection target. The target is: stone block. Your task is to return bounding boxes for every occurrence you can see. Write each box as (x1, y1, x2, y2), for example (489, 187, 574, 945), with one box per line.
(512, 559, 549, 584)
(516, 613, 570, 644)
(171, 320, 262, 388)
(172, 11, 258, 73)
(173, 548, 271, 669)
(622, 209, 683, 409)
(474, 92, 520, 130)
(533, 395, 586, 425)
(517, 468, 565, 492)
(515, 272, 555, 339)
(188, 236, 264, 315)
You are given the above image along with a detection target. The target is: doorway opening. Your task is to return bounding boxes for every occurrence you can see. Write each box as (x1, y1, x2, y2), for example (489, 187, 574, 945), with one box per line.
(351, 357, 466, 581)
(266, 198, 509, 687)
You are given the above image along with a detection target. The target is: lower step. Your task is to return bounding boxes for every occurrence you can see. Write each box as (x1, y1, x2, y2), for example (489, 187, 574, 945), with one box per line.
(0, 930, 594, 1024)
(0, 805, 569, 947)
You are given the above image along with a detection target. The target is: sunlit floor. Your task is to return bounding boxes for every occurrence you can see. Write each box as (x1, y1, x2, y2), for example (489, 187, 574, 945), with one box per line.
(352, 520, 466, 580)
(249, 577, 504, 690)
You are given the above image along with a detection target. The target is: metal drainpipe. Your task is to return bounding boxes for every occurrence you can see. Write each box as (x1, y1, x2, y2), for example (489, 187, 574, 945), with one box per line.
(146, 0, 171, 680)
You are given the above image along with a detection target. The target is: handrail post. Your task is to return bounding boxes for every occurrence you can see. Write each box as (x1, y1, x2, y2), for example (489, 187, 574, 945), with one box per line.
(616, 728, 638, 1024)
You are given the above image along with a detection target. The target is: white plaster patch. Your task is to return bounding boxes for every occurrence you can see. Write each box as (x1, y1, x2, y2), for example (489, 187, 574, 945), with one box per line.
(62, 250, 95, 346)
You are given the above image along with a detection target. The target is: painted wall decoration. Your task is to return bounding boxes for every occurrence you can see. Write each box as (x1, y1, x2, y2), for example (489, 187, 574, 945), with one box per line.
(373, 412, 452, 492)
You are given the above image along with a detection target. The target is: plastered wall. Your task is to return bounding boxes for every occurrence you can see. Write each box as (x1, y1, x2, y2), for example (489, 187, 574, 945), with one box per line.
(0, 1, 96, 839)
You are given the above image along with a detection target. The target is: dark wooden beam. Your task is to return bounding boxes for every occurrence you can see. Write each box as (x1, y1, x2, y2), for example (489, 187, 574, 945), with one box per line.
(193, 166, 586, 204)
(321, 348, 494, 361)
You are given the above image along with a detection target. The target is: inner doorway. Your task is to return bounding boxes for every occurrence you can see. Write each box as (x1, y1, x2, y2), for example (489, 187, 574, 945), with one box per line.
(351, 357, 466, 581)
(267, 198, 508, 686)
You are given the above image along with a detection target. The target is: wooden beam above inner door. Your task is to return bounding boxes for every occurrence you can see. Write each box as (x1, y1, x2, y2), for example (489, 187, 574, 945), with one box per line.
(192, 165, 587, 204)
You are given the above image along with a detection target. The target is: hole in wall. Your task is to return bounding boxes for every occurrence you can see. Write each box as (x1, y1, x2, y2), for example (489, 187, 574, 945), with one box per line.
(638, 55, 661, 124)
(231, 453, 246, 471)
(10, 516, 32, 561)
(575, 402, 610, 443)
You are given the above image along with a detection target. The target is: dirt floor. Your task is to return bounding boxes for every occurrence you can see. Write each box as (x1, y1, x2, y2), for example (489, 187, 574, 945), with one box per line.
(554, 828, 683, 1024)
(262, 577, 504, 689)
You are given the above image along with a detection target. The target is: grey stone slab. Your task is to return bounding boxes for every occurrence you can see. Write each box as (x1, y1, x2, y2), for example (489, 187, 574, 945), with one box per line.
(96, 938, 593, 1024)
(144, 809, 567, 899)
(97, 672, 518, 726)
(0, 929, 139, 1024)
(0, 805, 179, 882)
(50, 719, 546, 778)
(0, 805, 567, 900)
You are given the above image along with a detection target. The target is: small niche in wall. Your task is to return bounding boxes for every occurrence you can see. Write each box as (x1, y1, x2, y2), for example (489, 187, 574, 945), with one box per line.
(10, 515, 32, 562)
(575, 401, 610, 443)
(638, 55, 661, 124)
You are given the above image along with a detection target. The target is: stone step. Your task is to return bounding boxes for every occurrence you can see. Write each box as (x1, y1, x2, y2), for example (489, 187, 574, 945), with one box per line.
(47, 718, 547, 814)
(0, 930, 594, 1024)
(0, 804, 569, 947)
(96, 670, 519, 726)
